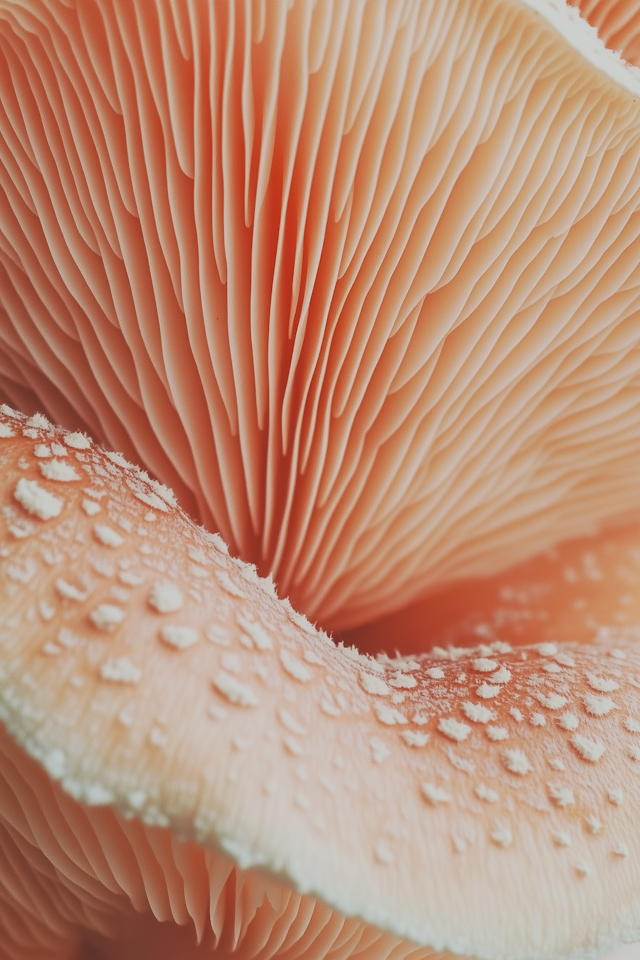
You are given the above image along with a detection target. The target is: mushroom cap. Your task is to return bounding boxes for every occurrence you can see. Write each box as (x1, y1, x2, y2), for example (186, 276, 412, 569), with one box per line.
(2, 0, 640, 632)
(2, 407, 640, 960)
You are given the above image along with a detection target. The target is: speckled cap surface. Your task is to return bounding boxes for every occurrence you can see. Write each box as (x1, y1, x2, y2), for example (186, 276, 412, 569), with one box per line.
(2, 406, 640, 960)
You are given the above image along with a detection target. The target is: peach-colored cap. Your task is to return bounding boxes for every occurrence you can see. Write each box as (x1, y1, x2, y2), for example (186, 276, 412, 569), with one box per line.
(2, 406, 640, 959)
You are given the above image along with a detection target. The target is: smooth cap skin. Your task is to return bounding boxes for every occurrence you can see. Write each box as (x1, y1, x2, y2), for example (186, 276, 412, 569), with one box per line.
(3, 409, 640, 960)
(3, 0, 640, 633)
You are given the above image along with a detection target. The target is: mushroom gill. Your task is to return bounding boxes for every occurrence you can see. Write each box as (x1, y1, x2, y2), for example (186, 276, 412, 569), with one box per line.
(2, 1, 640, 959)
(569, 0, 640, 67)
(3, 0, 640, 633)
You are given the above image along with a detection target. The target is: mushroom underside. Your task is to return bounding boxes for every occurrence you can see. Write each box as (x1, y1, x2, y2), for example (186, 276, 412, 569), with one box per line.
(3, 0, 640, 959)
(0, 724, 423, 960)
(3, 0, 640, 632)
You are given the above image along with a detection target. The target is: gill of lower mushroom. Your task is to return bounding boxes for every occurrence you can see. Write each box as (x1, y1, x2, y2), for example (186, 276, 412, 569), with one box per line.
(2, 1, 640, 959)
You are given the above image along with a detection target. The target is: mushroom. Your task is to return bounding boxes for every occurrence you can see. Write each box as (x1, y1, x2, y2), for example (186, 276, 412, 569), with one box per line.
(3, 0, 640, 632)
(1, 0, 640, 958)
(3, 407, 640, 960)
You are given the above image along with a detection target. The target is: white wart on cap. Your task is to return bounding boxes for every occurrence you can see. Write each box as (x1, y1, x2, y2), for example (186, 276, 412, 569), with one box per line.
(2, 409, 640, 959)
